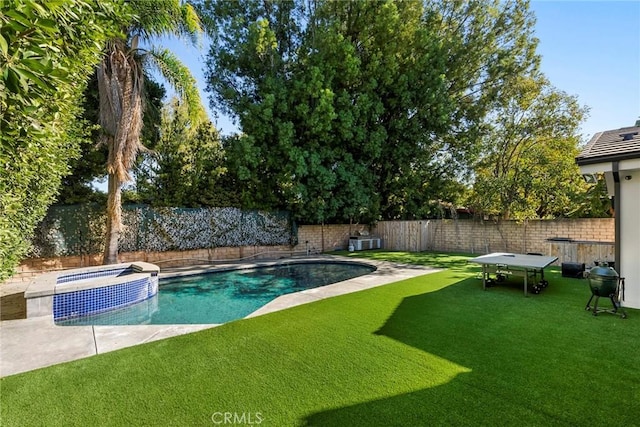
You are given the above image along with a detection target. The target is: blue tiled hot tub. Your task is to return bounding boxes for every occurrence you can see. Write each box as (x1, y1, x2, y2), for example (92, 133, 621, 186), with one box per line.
(24, 262, 159, 321)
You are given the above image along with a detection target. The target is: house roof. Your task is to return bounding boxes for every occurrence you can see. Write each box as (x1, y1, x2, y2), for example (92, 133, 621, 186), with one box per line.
(576, 125, 640, 165)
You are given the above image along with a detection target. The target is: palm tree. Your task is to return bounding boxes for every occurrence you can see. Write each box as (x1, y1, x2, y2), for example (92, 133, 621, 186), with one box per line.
(97, 0, 206, 264)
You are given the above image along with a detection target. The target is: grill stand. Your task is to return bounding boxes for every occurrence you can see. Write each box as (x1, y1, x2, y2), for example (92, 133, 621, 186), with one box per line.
(585, 277, 627, 318)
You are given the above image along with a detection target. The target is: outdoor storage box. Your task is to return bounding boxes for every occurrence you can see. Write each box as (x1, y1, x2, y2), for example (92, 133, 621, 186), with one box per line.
(561, 262, 585, 278)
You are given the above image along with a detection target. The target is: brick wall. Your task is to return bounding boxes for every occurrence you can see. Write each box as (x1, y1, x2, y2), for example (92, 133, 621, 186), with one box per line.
(294, 223, 371, 253)
(293, 219, 615, 257)
(6, 245, 295, 285)
(422, 218, 614, 255)
(4, 223, 369, 285)
(2, 219, 614, 286)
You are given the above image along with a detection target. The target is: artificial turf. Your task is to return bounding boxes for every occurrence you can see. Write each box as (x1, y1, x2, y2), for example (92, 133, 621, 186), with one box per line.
(1, 252, 639, 426)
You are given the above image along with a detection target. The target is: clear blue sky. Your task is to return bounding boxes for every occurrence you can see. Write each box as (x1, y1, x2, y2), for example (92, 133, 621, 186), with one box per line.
(159, 0, 640, 142)
(530, 1, 640, 140)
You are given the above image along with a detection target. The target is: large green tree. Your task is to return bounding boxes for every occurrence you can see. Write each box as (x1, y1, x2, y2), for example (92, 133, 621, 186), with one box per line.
(97, 0, 206, 264)
(0, 0, 125, 280)
(199, 0, 452, 223)
(285, 0, 453, 222)
(467, 76, 591, 219)
(426, 0, 540, 170)
(198, 0, 543, 223)
(199, 0, 303, 213)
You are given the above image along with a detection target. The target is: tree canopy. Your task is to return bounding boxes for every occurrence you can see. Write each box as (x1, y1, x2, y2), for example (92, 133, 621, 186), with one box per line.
(196, 0, 576, 224)
(135, 97, 237, 207)
(467, 76, 593, 219)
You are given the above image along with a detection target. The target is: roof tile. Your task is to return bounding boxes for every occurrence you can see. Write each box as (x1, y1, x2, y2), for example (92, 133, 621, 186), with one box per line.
(576, 125, 640, 164)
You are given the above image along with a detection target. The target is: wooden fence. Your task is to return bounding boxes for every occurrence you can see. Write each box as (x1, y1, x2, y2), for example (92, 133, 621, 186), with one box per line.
(373, 221, 430, 252)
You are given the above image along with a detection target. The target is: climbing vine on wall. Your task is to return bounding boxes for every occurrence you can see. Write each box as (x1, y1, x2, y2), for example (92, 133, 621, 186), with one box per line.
(29, 204, 294, 258)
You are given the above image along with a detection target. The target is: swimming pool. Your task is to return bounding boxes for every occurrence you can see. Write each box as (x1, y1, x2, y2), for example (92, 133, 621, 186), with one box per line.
(56, 261, 375, 325)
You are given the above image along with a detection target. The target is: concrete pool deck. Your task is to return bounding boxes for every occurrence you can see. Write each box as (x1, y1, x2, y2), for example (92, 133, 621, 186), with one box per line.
(0, 257, 438, 377)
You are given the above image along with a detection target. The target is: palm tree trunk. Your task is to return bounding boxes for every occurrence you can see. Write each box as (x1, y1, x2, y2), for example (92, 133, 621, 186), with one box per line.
(98, 39, 144, 265)
(103, 171, 122, 264)
(96, 2, 204, 263)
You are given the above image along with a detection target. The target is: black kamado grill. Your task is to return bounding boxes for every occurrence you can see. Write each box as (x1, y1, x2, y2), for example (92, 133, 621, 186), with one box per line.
(585, 263, 627, 318)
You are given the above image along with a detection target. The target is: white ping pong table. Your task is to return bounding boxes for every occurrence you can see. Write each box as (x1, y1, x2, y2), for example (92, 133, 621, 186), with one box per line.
(469, 253, 558, 296)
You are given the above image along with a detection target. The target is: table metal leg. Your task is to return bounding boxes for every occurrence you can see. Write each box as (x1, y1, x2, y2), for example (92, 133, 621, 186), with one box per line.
(482, 265, 487, 290)
(524, 269, 528, 296)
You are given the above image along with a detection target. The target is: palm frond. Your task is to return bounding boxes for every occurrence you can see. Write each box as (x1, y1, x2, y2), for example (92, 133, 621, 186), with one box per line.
(98, 39, 145, 184)
(128, 0, 202, 47)
(181, 3, 203, 47)
(145, 46, 207, 127)
(98, 0, 206, 264)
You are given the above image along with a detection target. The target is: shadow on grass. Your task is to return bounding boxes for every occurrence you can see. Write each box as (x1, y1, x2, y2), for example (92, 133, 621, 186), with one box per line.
(303, 273, 640, 426)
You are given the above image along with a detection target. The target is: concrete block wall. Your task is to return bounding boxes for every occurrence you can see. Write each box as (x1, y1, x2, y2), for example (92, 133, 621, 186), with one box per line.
(293, 224, 370, 253)
(424, 218, 614, 256)
(5, 245, 295, 286)
(3, 219, 614, 286)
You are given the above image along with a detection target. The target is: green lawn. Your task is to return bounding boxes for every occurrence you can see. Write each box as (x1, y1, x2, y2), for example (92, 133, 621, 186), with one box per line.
(2, 252, 639, 426)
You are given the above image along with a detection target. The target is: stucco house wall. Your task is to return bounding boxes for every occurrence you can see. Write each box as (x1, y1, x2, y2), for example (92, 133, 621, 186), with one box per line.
(577, 126, 640, 309)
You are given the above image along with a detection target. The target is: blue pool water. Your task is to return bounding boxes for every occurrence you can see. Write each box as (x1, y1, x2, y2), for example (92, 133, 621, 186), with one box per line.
(56, 262, 375, 325)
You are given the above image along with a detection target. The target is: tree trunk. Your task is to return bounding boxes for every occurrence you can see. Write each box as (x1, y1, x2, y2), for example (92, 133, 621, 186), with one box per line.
(103, 172, 122, 264)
